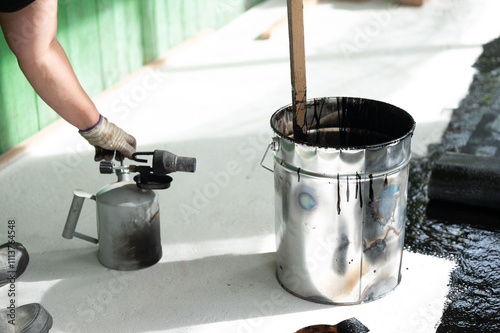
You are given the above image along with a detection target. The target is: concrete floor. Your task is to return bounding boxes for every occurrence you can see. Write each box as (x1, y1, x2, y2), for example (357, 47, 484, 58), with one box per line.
(1, 0, 500, 332)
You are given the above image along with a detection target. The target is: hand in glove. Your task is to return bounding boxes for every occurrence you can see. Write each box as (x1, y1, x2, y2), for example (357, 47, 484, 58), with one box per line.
(79, 115, 136, 161)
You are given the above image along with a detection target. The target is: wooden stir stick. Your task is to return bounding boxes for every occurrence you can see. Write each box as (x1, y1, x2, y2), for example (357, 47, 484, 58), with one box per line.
(287, 0, 308, 141)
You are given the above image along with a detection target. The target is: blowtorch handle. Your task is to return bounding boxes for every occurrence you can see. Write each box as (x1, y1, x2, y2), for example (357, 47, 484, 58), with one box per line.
(62, 190, 98, 244)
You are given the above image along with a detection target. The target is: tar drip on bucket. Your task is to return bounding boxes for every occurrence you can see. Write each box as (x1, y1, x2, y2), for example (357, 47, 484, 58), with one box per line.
(264, 97, 415, 304)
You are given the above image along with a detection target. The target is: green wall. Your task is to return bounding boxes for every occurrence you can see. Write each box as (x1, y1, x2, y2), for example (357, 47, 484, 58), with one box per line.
(0, 0, 265, 155)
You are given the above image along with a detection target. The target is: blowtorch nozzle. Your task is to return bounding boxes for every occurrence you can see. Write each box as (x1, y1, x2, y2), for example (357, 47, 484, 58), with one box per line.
(153, 150, 196, 175)
(99, 150, 196, 190)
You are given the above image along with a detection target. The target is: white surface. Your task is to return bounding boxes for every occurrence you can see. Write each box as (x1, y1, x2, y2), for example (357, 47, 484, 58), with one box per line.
(2, 0, 500, 331)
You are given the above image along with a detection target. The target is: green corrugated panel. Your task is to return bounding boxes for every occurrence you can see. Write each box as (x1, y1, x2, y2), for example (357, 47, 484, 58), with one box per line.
(94, 0, 144, 85)
(234, 1, 248, 22)
(56, 1, 72, 66)
(154, 0, 170, 57)
(0, 0, 267, 155)
(182, 0, 199, 40)
(0, 37, 39, 153)
(59, 0, 104, 97)
(167, 0, 184, 49)
(197, 0, 214, 31)
(120, 0, 144, 72)
(96, 0, 123, 88)
(141, 0, 158, 64)
(212, 0, 225, 29)
(35, 95, 60, 130)
(248, 0, 266, 8)
(213, 0, 246, 29)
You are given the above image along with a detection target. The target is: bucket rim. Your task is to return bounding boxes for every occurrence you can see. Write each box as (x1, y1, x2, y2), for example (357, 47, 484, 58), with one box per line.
(270, 96, 416, 150)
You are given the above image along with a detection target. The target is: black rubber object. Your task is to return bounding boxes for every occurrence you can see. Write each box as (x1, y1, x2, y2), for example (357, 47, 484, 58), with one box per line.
(99, 161, 114, 174)
(428, 152, 500, 210)
(294, 317, 369, 333)
(133, 173, 172, 190)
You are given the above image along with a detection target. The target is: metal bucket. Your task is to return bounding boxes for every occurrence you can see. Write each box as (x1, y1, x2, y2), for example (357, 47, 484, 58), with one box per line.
(265, 97, 415, 304)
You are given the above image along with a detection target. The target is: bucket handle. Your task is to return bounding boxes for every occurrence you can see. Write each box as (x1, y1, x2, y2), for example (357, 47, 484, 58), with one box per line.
(260, 137, 280, 173)
(62, 190, 98, 244)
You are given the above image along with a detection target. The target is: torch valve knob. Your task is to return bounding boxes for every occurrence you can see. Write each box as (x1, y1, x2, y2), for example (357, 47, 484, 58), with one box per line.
(99, 161, 115, 174)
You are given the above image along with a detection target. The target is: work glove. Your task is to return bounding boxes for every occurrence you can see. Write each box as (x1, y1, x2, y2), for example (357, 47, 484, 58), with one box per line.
(79, 115, 136, 161)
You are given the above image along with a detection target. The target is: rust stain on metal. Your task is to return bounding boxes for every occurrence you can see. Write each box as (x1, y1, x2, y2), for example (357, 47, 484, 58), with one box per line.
(363, 225, 404, 252)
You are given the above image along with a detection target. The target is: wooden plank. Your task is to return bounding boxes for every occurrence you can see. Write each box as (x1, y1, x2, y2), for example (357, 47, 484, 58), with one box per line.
(287, 0, 308, 141)
(257, 0, 318, 40)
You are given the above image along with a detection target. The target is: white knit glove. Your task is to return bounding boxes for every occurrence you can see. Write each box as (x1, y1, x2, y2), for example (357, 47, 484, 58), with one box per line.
(79, 115, 136, 161)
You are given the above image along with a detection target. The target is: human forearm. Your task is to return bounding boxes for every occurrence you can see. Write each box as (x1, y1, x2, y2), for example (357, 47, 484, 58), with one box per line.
(17, 39, 100, 130)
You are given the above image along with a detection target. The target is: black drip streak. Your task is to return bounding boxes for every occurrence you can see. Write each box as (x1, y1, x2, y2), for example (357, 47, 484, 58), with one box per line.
(340, 98, 348, 146)
(313, 99, 320, 145)
(346, 176, 350, 202)
(297, 167, 301, 182)
(337, 173, 341, 215)
(355, 173, 358, 199)
(313, 98, 326, 145)
(292, 93, 308, 142)
(356, 172, 363, 208)
(369, 174, 374, 203)
(336, 98, 345, 146)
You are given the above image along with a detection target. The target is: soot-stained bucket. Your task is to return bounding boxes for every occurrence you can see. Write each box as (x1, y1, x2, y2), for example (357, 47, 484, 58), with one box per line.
(265, 97, 415, 304)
